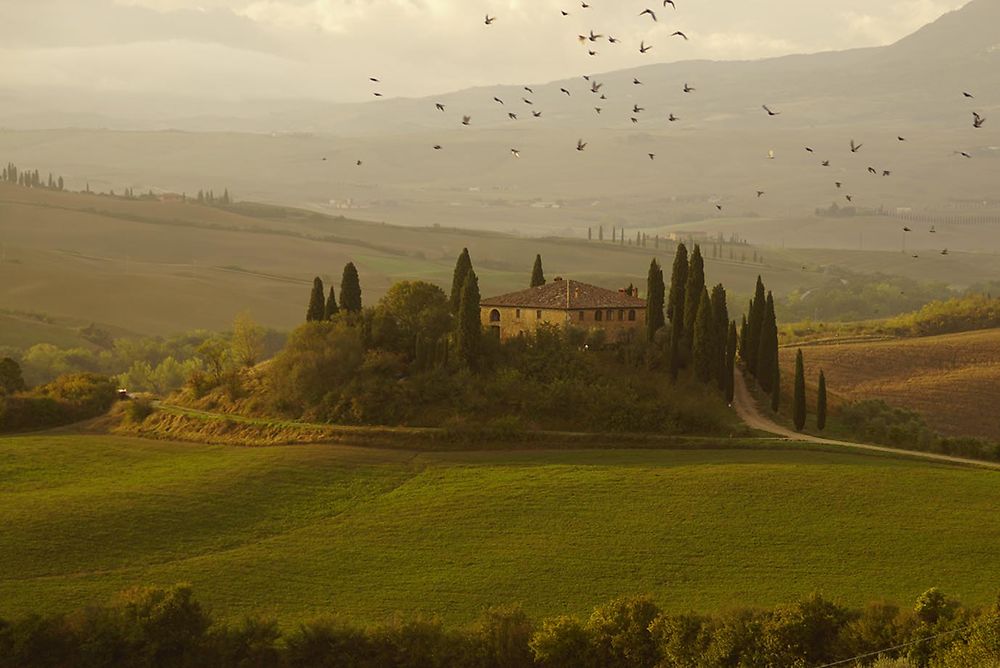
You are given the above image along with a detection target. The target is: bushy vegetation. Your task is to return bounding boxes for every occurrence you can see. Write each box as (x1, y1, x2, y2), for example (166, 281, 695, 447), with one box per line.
(0, 372, 118, 432)
(1, 586, 996, 667)
(841, 399, 1000, 462)
(782, 293, 1000, 343)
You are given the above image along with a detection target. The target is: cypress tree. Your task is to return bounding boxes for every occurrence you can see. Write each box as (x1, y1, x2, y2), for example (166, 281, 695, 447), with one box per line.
(691, 288, 714, 384)
(682, 245, 705, 352)
(340, 262, 362, 313)
(666, 244, 689, 327)
(756, 292, 778, 393)
(817, 370, 828, 431)
(450, 248, 473, 312)
(306, 277, 326, 322)
(710, 284, 729, 391)
(771, 354, 781, 413)
(645, 259, 666, 341)
(793, 349, 806, 432)
(530, 254, 546, 288)
(324, 286, 340, 320)
(455, 269, 482, 369)
(744, 277, 766, 377)
(738, 312, 749, 360)
(725, 321, 737, 404)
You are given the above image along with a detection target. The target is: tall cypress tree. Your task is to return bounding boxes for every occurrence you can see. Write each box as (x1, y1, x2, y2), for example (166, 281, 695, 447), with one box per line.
(738, 312, 749, 360)
(340, 262, 362, 314)
(450, 248, 473, 313)
(324, 286, 340, 320)
(455, 269, 482, 369)
(744, 277, 767, 377)
(756, 292, 778, 393)
(691, 288, 715, 384)
(306, 277, 326, 322)
(793, 349, 807, 432)
(770, 354, 781, 413)
(646, 259, 666, 341)
(817, 370, 828, 432)
(666, 244, 689, 328)
(725, 321, 737, 404)
(530, 255, 546, 288)
(682, 245, 706, 347)
(710, 284, 729, 391)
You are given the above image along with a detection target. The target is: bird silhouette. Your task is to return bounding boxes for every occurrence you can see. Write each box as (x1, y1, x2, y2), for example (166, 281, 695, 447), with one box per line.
(756, 191, 765, 198)
(462, 115, 471, 126)
(850, 140, 863, 153)
(511, 148, 520, 158)
(762, 105, 781, 116)
(639, 41, 652, 54)
(639, 9, 657, 21)
(683, 83, 695, 93)
(973, 112, 986, 128)
(671, 31, 689, 40)
(435, 103, 445, 111)
(484, 14, 496, 25)
(576, 139, 588, 151)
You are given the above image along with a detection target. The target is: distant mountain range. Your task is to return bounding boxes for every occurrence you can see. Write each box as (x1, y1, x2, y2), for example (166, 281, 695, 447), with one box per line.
(0, 0, 997, 134)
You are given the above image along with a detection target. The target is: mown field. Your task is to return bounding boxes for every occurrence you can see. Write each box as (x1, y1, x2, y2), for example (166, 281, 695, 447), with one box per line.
(2, 433, 998, 628)
(782, 328, 1000, 440)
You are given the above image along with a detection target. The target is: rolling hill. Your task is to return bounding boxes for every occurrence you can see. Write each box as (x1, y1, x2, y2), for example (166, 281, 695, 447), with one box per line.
(2, 433, 999, 626)
(780, 328, 1000, 440)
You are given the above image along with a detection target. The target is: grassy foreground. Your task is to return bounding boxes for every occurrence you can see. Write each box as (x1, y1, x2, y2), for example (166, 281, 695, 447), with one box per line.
(2, 433, 998, 628)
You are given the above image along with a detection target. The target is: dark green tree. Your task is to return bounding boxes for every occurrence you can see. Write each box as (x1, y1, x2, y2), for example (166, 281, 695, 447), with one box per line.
(710, 284, 729, 391)
(691, 288, 715, 384)
(744, 277, 766, 376)
(793, 349, 806, 431)
(666, 244, 689, 328)
(0, 357, 26, 394)
(530, 254, 546, 288)
(306, 277, 326, 322)
(771, 354, 781, 413)
(817, 370, 828, 431)
(682, 245, 706, 352)
(645, 259, 666, 341)
(339, 263, 363, 314)
(450, 248, 473, 312)
(739, 312, 749, 360)
(756, 292, 778, 393)
(324, 286, 339, 320)
(455, 269, 482, 369)
(725, 321, 737, 404)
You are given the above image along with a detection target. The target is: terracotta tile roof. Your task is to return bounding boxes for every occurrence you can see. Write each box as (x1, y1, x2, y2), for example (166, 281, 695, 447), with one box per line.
(481, 279, 647, 310)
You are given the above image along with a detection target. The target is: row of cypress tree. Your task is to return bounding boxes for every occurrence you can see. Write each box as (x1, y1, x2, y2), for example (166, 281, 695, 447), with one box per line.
(305, 263, 363, 322)
(646, 244, 738, 401)
(739, 276, 781, 411)
(792, 349, 828, 432)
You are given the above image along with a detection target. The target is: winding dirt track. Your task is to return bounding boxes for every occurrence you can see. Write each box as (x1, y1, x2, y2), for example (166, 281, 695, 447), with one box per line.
(731, 371, 1000, 471)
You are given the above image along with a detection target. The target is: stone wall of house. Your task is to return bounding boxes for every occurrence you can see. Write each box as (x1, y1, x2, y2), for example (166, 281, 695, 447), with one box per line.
(481, 306, 646, 342)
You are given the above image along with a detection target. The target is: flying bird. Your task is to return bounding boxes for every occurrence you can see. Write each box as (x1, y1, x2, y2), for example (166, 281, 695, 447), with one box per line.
(898, 136, 906, 141)
(821, 160, 831, 167)
(576, 139, 588, 151)
(532, 110, 542, 118)
(508, 112, 518, 120)
(588, 30, 603, 42)
(668, 113, 679, 122)
(805, 147, 814, 153)
(835, 182, 842, 188)
(756, 191, 766, 198)
(963, 91, 975, 99)
(462, 115, 471, 126)
(639, 9, 657, 21)
(663, 0, 675, 7)
(882, 170, 892, 177)
(435, 103, 445, 111)
(850, 140, 863, 153)
(369, 77, 380, 83)
(639, 41, 653, 53)
(648, 153, 656, 161)
(356, 160, 362, 166)
(634, 78, 643, 85)
(973, 112, 986, 128)
(484, 14, 496, 25)
(433, 145, 442, 150)
(762, 105, 781, 116)
(633, 104, 645, 113)
(560, 88, 571, 96)
(671, 31, 689, 40)
(511, 148, 520, 158)
(683, 83, 695, 93)
(524, 86, 534, 94)
(494, 97, 504, 105)
(868, 167, 877, 175)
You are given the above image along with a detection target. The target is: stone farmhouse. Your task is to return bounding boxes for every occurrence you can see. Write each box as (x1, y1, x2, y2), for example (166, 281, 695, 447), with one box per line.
(480, 277, 647, 342)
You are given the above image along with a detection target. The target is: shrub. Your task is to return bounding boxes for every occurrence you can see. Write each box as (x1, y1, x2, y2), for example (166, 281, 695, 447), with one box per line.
(125, 397, 156, 424)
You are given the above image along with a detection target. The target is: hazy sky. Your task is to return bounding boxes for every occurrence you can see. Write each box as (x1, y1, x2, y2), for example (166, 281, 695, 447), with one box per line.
(0, 0, 970, 102)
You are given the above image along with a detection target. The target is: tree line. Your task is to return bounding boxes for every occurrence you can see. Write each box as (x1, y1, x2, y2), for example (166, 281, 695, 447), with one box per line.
(0, 584, 996, 667)
(2, 162, 64, 191)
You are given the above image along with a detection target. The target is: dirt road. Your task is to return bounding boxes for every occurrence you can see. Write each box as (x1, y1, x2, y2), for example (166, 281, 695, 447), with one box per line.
(732, 371, 1000, 471)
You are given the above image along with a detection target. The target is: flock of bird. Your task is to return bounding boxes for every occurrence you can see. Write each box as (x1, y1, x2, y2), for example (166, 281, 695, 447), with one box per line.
(337, 3, 990, 259)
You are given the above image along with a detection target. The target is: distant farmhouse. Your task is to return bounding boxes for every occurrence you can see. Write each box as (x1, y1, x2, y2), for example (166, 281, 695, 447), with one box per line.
(480, 277, 646, 342)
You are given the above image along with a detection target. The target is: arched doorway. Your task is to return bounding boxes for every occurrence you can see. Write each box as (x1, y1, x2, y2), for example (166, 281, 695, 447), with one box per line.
(489, 309, 501, 339)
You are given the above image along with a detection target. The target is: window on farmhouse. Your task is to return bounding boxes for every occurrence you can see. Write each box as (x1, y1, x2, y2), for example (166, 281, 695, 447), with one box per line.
(595, 310, 603, 322)
(606, 309, 613, 321)
(516, 309, 521, 319)
(628, 310, 636, 321)
(578, 311, 585, 321)
(618, 309, 624, 321)
(536, 310, 542, 320)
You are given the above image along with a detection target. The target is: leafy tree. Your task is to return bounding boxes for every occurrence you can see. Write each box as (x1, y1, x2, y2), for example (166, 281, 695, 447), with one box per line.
(372, 281, 451, 360)
(725, 321, 737, 404)
(645, 259, 665, 341)
(744, 277, 766, 375)
(682, 245, 705, 352)
(530, 616, 595, 668)
(793, 349, 806, 431)
(339, 263, 363, 314)
(0, 357, 26, 394)
(455, 269, 482, 369)
(324, 286, 339, 320)
(450, 248, 473, 313)
(756, 292, 778, 393)
(691, 288, 715, 384)
(710, 284, 729, 390)
(266, 322, 365, 415)
(306, 277, 326, 322)
(587, 595, 661, 668)
(530, 255, 546, 288)
(474, 604, 535, 668)
(231, 312, 265, 368)
(817, 370, 828, 431)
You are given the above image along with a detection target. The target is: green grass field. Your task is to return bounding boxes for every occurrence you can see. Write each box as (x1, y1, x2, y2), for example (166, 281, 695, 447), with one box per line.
(2, 433, 998, 628)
